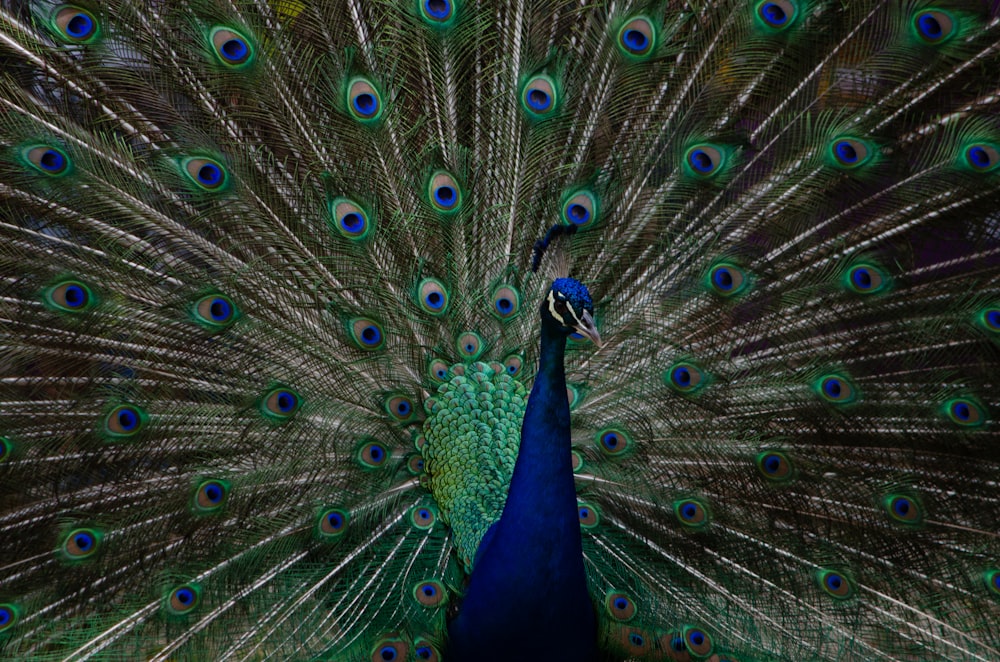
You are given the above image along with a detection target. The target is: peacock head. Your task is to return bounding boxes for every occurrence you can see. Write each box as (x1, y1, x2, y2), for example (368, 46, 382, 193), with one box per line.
(543, 278, 602, 346)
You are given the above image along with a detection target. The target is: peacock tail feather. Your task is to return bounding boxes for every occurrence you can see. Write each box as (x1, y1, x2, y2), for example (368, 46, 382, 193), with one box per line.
(1, 0, 999, 659)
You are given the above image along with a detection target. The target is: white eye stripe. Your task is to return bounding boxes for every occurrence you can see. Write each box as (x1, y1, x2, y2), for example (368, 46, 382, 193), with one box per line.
(547, 290, 565, 324)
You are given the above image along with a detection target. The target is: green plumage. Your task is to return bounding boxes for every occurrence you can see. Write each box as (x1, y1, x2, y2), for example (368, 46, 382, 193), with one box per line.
(0, 0, 999, 660)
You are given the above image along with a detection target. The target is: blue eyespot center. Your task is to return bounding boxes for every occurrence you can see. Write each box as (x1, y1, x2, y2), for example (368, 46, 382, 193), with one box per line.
(341, 212, 364, 232)
(67, 13, 94, 38)
(425, 292, 443, 308)
(672, 637, 686, 652)
(353, 93, 377, 116)
(681, 503, 697, 519)
(763, 455, 780, 473)
(826, 574, 842, 590)
(623, 29, 648, 51)
(118, 409, 138, 431)
(327, 512, 343, 528)
(40, 149, 66, 172)
(221, 38, 248, 61)
(953, 401, 971, 420)
(689, 149, 713, 172)
(0, 609, 10, 626)
(75, 533, 93, 551)
(419, 508, 430, 519)
(526, 88, 551, 111)
(64, 284, 86, 307)
(986, 310, 1000, 329)
(689, 630, 706, 646)
(198, 163, 222, 186)
(416, 647, 433, 660)
(397, 400, 411, 415)
(209, 298, 231, 321)
(918, 13, 942, 39)
(361, 326, 381, 344)
(379, 647, 397, 661)
(566, 203, 590, 224)
(673, 367, 691, 386)
(968, 146, 990, 168)
(434, 185, 456, 207)
(630, 633, 644, 646)
(204, 483, 223, 503)
(276, 391, 296, 412)
(713, 268, 733, 290)
(425, 0, 450, 19)
(176, 588, 194, 605)
(823, 378, 842, 398)
(614, 597, 628, 610)
(496, 297, 513, 313)
(761, 3, 787, 25)
(835, 141, 858, 163)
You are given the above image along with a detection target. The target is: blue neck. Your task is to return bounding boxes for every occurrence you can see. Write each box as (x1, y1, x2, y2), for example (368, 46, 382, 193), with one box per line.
(448, 321, 596, 660)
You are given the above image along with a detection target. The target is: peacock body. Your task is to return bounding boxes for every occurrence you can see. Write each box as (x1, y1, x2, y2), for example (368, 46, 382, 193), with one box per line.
(1, 0, 1000, 660)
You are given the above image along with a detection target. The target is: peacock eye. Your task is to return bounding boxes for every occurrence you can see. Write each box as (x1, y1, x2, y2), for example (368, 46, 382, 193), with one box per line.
(210, 27, 254, 67)
(913, 10, 955, 44)
(347, 77, 383, 122)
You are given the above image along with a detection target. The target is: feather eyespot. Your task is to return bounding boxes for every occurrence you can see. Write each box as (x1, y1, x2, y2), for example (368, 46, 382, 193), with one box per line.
(756, 451, 793, 481)
(561, 190, 598, 228)
(617, 16, 655, 58)
(349, 318, 385, 350)
(755, 1, 796, 30)
(0, 437, 10, 463)
(944, 397, 985, 427)
(683, 626, 714, 658)
(913, 10, 955, 44)
(372, 639, 408, 662)
(428, 359, 450, 382)
(406, 454, 425, 475)
(986, 569, 1000, 596)
(413, 640, 440, 662)
(182, 157, 229, 191)
(417, 278, 449, 315)
(707, 262, 749, 297)
(358, 441, 389, 468)
(0, 604, 18, 632)
(61, 528, 102, 561)
(410, 505, 437, 529)
(596, 428, 632, 456)
(675, 498, 710, 528)
(347, 78, 383, 122)
(605, 592, 636, 621)
(492, 285, 521, 320)
(427, 171, 462, 212)
(684, 144, 725, 177)
(386, 395, 416, 422)
(503, 354, 523, 377)
(818, 569, 853, 599)
(963, 143, 1000, 173)
(210, 27, 254, 67)
(571, 449, 584, 473)
(262, 387, 300, 419)
(420, 0, 454, 24)
(816, 374, 857, 404)
(456, 332, 483, 360)
(884, 494, 923, 525)
(578, 502, 600, 528)
(46, 279, 94, 312)
(977, 306, 1000, 333)
(414, 580, 447, 607)
(194, 479, 229, 513)
(521, 74, 558, 117)
(166, 584, 201, 615)
(104, 404, 146, 438)
(829, 137, 874, 169)
(330, 198, 373, 240)
(194, 294, 237, 329)
(24, 145, 71, 176)
(54, 6, 99, 43)
(317, 508, 348, 538)
(666, 362, 706, 394)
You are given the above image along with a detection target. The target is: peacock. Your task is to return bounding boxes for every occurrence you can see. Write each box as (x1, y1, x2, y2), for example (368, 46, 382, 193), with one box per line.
(1, 0, 1000, 659)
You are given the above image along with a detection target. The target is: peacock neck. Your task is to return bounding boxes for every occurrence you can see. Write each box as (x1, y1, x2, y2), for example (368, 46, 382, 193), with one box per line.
(447, 320, 596, 660)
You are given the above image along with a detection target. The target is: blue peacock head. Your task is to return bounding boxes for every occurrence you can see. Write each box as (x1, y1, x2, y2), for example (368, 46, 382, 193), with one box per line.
(543, 277, 601, 346)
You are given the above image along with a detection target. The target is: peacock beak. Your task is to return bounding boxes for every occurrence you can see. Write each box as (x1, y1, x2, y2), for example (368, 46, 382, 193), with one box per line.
(574, 310, 603, 348)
